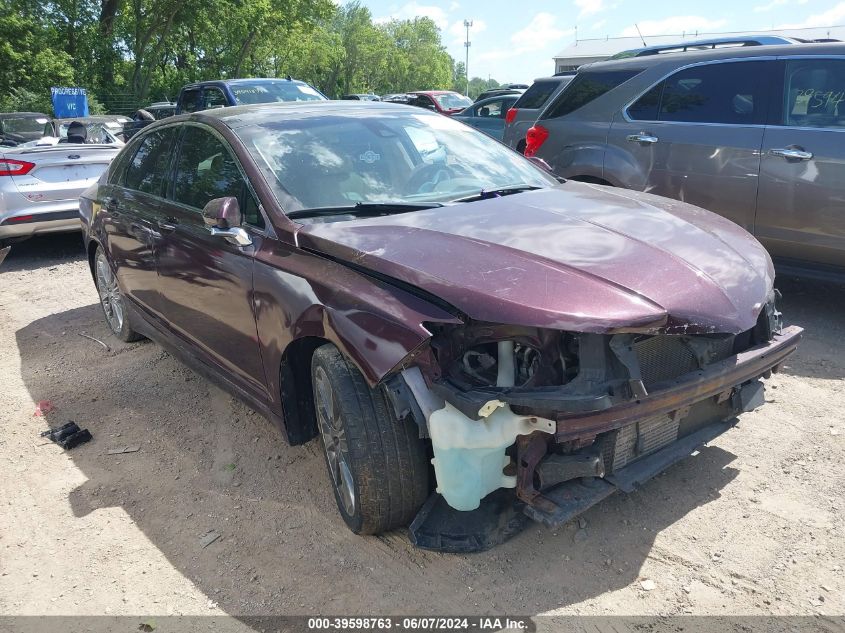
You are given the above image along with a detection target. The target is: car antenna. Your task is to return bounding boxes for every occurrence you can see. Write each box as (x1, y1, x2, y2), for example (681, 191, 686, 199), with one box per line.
(634, 23, 647, 47)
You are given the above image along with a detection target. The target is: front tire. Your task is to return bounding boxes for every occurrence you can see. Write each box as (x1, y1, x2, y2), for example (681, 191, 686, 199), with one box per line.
(94, 247, 143, 342)
(311, 344, 429, 534)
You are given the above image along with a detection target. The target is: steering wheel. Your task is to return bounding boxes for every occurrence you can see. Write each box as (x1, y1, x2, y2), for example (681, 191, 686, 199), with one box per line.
(404, 162, 455, 194)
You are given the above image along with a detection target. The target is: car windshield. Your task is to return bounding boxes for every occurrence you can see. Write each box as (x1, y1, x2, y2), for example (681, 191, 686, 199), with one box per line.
(239, 109, 556, 214)
(433, 93, 472, 109)
(3, 117, 48, 133)
(230, 81, 326, 104)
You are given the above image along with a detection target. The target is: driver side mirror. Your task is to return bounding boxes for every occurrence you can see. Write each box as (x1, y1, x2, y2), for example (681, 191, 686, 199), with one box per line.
(202, 196, 242, 229)
(202, 197, 251, 246)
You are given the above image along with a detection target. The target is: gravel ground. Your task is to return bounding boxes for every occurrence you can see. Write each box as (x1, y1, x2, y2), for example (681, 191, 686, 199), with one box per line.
(1, 233, 843, 622)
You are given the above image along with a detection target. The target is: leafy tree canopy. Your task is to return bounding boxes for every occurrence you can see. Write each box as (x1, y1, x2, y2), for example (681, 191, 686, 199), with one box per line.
(0, 0, 502, 114)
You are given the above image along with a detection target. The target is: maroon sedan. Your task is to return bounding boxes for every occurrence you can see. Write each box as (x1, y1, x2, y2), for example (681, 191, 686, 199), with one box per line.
(79, 102, 801, 552)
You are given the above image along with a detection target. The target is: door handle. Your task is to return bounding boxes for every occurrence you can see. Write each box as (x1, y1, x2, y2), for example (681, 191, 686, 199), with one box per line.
(770, 147, 813, 161)
(156, 217, 179, 231)
(626, 133, 659, 144)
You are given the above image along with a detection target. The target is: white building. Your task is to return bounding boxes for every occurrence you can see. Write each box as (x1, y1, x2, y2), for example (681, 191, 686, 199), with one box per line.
(553, 25, 845, 74)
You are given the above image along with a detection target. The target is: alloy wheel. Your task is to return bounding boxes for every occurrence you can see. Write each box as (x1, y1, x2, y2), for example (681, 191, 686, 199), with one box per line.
(95, 251, 124, 334)
(314, 366, 356, 516)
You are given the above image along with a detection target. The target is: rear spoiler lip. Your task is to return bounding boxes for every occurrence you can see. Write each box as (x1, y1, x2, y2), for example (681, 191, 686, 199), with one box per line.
(8, 144, 121, 156)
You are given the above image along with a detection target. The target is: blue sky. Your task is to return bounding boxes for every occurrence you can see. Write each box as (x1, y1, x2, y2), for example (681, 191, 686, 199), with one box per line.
(366, 0, 845, 84)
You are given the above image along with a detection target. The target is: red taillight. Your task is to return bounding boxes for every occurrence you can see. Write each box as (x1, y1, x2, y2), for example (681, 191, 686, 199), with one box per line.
(505, 108, 518, 125)
(0, 159, 35, 176)
(524, 125, 549, 157)
(6, 214, 34, 223)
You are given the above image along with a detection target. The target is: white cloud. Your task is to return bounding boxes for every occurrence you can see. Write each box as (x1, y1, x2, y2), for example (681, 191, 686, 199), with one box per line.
(374, 3, 450, 30)
(590, 18, 607, 31)
(447, 18, 487, 46)
(753, 0, 787, 12)
(620, 15, 728, 37)
(575, 0, 605, 18)
(776, 1, 845, 28)
(754, 0, 808, 12)
(510, 12, 573, 52)
(475, 11, 572, 72)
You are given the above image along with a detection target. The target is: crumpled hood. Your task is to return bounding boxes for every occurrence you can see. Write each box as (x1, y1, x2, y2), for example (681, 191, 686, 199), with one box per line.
(297, 183, 774, 334)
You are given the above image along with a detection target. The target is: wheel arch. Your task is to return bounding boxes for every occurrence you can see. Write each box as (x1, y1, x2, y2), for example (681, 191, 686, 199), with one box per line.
(278, 335, 330, 446)
(86, 238, 100, 282)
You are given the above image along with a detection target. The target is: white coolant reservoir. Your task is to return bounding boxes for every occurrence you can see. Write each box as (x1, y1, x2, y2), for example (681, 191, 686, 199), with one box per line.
(428, 401, 555, 511)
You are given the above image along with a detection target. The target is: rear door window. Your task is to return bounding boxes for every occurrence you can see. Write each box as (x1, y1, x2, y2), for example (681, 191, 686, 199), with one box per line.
(543, 69, 643, 118)
(203, 88, 229, 110)
(627, 83, 663, 121)
(123, 127, 177, 196)
(514, 80, 563, 109)
(654, 61, 768, 125)
(476, 99, 506, 118)
(781, 58, 845, 129)
(180, 89, 202, 113)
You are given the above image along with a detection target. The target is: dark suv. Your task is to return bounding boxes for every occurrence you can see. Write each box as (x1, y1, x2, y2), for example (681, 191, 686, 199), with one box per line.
(176, 78, 327, 113)
(525, 43, 845, 280)
(501, 76, 573, 151)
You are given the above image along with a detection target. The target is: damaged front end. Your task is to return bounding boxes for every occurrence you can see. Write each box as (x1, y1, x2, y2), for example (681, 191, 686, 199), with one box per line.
(385, 300, 802, 553)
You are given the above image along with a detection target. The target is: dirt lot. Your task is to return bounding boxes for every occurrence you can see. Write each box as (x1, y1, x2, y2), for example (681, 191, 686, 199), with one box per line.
(1, 233, 844, 621)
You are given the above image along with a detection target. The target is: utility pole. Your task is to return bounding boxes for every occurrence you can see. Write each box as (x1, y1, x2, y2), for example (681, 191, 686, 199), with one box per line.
(464, 19, 473, 97)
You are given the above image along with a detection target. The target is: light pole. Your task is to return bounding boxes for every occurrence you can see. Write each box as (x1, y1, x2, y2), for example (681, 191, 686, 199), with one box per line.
(463, 19, 472, 97)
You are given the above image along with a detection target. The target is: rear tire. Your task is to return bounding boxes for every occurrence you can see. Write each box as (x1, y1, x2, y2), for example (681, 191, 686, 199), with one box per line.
(94, 247, 143, 343)
(311, 343, 429, 534)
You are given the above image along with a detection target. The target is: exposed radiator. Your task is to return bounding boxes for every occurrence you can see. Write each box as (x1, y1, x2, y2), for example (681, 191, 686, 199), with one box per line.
(633, 335, 735, 388)
(609, 413, 680, 471)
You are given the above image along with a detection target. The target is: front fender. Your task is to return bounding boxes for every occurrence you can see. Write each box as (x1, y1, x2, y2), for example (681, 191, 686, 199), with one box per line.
(252, 243, 460, 414)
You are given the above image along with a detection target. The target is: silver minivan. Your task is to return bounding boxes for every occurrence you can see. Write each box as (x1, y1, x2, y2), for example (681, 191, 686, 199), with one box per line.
(526, 43, 845, 280)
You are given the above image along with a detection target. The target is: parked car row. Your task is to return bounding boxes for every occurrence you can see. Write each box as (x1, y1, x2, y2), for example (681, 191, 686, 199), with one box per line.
(0, 112, 51, 146)
(0, 77, 480, 245)
(520, 42, 845, 280)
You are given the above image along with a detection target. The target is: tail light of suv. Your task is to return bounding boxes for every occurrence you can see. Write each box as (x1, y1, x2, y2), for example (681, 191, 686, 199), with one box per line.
(505, 108, 518, 125)
(523, 125, 549, 157)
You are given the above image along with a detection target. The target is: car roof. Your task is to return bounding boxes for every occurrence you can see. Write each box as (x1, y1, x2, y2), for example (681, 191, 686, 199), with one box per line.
(472, 94, 521, 106)
(585, 41, 845, 72)
(52, 115, 129, 123)
(532, 75, 571, 83)
(408, 90, 460, 96)
(159, 101, 437, 130)
(181, 77, 310, 90)
(611, 35, 803, 59)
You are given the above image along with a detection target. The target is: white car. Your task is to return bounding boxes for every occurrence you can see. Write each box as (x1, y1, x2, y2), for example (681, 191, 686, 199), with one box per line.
(0, 141, 121, 245)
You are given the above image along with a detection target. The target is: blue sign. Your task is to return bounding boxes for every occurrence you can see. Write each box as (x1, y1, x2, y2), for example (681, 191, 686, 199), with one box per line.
(50, 87, 90, 118)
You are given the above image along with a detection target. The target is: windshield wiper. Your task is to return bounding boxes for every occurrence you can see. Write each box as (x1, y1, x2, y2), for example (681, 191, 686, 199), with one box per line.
(287, 201, 444, 220)
(451, 185, 543, 203)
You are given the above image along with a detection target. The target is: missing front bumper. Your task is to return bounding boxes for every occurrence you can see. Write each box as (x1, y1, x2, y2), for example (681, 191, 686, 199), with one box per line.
(408, 326, 802, 552)
(410, 417, 736, 553)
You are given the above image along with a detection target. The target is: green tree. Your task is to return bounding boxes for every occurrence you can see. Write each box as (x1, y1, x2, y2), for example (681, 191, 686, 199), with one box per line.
(0, 3, 76, 114)
(0, 0, 462, 112)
